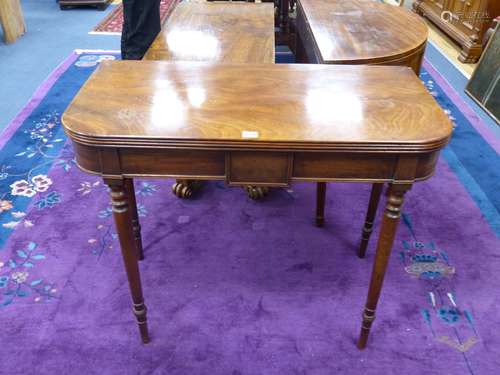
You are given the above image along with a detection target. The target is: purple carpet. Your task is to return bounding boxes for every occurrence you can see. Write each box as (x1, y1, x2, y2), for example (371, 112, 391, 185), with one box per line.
(0, 52, 499, 374)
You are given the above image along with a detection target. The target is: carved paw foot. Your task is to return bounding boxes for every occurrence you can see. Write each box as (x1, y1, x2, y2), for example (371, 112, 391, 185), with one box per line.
(172, 180, 202, 199)
(245, 186, 270, 200)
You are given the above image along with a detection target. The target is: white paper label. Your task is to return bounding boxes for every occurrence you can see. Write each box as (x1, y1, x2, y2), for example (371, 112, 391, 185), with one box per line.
(241, 130, 259, 139)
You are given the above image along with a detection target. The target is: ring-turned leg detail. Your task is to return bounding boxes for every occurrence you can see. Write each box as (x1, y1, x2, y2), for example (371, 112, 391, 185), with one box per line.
(172, 179, 203, 199)
(124, 179, 144, 261)
(357, 184, 410, 350)
(133, 302, 148, 340)
(106, 178, 150, 344)
(315, 182, 327, 227)
(358, 183, 383, 258)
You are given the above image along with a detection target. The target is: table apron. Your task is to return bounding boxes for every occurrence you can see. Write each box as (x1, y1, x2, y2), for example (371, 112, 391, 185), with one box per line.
(73, 143, 439, 184)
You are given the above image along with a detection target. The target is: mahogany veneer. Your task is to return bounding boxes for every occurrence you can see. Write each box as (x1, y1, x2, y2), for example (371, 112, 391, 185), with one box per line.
(296, 0, 428, 74)
(62, 61, 452, 348)
(144, 2, 275, 63)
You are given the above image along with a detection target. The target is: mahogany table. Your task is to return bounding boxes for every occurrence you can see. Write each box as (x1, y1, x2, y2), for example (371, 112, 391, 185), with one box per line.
(144, 1, 275, 199)
(295, 0, 428, 74)
(144, 1, 274, 62)
(62, 61, 452, 349)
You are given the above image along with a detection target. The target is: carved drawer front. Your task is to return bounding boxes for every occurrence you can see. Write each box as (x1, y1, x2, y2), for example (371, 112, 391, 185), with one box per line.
(226, 151, 292, 186)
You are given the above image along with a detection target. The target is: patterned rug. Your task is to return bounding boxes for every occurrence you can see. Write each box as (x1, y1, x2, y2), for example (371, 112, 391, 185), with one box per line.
(0, 51, 499, 374)
(92, 0, 178, 34)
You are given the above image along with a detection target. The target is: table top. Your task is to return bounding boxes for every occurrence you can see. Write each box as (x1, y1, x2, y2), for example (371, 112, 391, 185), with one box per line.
(298, 0, 428, 64)
(62, 61, 451, 152)
(143, 1, 275, 63)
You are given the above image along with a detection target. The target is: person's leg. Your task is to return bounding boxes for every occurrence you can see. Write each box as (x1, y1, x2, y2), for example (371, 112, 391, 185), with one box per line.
(121, 0, 161, 60)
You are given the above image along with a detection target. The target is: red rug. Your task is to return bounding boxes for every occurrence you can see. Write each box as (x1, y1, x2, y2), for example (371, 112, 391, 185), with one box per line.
(92, 0, 178, 33)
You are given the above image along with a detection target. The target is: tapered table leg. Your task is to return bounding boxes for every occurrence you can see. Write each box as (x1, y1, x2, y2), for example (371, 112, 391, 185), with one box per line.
(357, 184, 410, 350)
(106, 178, 150, 344)
(124, 179, 144, 261)
(358, 183, 383, 258)
(315, 182, 327, 227)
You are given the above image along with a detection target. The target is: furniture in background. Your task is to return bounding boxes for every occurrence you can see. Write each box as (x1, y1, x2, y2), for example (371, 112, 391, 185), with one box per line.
(0, 0, 25, 44)
(413, 0, 500, 63)
(466, 20, 500, 123)
(59, 0, 112, 11)
(144, 1, 275, 199)
(144, 2, 274, 62)
(295, 0, 428, 74)
(62, 61, 452, 349)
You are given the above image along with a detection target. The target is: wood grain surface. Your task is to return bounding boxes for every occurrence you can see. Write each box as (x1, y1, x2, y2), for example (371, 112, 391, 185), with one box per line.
(298, 0, 427, 64)
(143, 2, 275, 63)
(63, 61, 451, 152)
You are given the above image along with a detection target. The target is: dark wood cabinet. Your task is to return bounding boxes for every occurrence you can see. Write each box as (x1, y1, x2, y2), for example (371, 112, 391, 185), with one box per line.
(413, 0, 500, 63)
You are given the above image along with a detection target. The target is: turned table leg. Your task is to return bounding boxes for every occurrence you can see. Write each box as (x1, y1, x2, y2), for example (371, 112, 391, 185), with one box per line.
(357, 184, 410, 350)
(315, 182, 326, 227)
(124, 179, 144, 261)
(358, 183, 383, 258)
(106, 178, 150, 344)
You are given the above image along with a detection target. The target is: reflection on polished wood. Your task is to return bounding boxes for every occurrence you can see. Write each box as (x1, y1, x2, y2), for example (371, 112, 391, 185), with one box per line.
(296, 0, 428, 74)
(64, 62, 449, 146)
(62, 61, 452, 348)
(144, 1, 275, 199)
(144, 2, 275, 63)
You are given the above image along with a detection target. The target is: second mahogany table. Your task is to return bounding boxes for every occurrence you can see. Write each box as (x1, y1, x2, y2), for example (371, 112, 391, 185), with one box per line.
(62, 61, 452, 349)
(295, 0, 428, 74)
(144, 1, 275, 63)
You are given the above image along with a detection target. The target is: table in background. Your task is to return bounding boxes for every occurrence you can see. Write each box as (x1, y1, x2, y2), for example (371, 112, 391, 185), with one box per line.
(62, 61, 452, 349)
(295, 0, 428, 74)
(144, 1, 275, 63)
